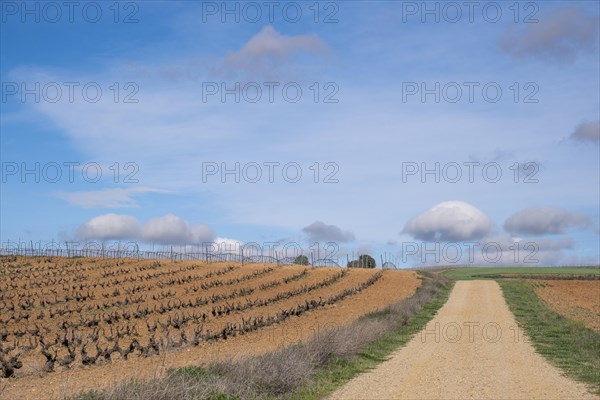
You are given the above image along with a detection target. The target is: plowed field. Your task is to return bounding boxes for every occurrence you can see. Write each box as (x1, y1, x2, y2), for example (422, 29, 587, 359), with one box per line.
(532, 280, 600, 333)
(0, 256, 420, 400)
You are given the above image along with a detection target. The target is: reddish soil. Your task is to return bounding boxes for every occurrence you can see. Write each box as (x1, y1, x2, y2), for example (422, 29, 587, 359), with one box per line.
(0, 257, 420, 400)
(532, 280, 600, 333)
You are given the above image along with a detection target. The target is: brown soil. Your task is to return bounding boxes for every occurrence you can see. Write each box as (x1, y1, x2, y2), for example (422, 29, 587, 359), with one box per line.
(0, 257, 420, 400)
(532, 280, 600, 333)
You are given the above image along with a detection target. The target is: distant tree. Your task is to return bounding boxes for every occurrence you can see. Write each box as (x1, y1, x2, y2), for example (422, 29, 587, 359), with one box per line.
(359, 254, 376, 268)
(347, 254, 376, 268)
(294, 255, 309, 265)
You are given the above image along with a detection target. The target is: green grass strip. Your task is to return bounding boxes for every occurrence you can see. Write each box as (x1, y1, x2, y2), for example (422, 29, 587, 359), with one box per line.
(499, 279, 600, 395)
(443, 266, 600, 280)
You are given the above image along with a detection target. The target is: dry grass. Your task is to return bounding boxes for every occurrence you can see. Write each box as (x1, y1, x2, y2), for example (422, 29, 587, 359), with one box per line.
(70, 272, 449, 400)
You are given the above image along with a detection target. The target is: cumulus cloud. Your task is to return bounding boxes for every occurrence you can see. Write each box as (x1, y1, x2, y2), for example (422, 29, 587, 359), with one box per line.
(504, 207, 591, 235)
(142, 214, 214, 245)
(403, 201, 494, 242)
(570, 120, 600, 143)
(77, 213, 215, 245)
(302, 221, 355, 243)
(498, 6, 599, 63)
(77, 214, 142, 241)
(218, 25, 328, 79)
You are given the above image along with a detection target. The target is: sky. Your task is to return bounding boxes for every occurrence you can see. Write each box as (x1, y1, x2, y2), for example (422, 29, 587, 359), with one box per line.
(1, 1, 599, 267)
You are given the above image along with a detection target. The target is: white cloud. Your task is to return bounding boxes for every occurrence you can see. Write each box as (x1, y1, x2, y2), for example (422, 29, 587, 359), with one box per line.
(77, 214, 142, 241)
(504, 207, 591, 235)
(403, 201, 494, 242)
(142, 214, 214, 245)
(498, 6, 599, 63)
(77, 213, 215, 245)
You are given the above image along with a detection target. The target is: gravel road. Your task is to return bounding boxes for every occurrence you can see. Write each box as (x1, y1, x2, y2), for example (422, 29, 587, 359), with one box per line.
(330, 280, 598, 400)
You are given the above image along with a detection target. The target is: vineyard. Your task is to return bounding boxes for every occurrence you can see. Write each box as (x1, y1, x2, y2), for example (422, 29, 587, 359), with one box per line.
(0, 256, 419, 400)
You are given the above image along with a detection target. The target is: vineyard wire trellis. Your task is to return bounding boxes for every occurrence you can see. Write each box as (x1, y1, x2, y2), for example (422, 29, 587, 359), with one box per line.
(0, 241, 408, 269)
(0, 241, 344, 268)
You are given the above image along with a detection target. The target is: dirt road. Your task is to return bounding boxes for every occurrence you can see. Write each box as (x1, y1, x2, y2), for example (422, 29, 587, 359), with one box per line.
(330, 280, 597, 400)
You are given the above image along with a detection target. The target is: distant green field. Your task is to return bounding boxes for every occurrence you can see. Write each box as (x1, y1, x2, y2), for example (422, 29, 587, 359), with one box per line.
(443, 266, 600, 280)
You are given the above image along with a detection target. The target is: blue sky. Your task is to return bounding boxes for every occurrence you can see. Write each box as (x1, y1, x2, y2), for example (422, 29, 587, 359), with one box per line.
(1, 1, 599, 267)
